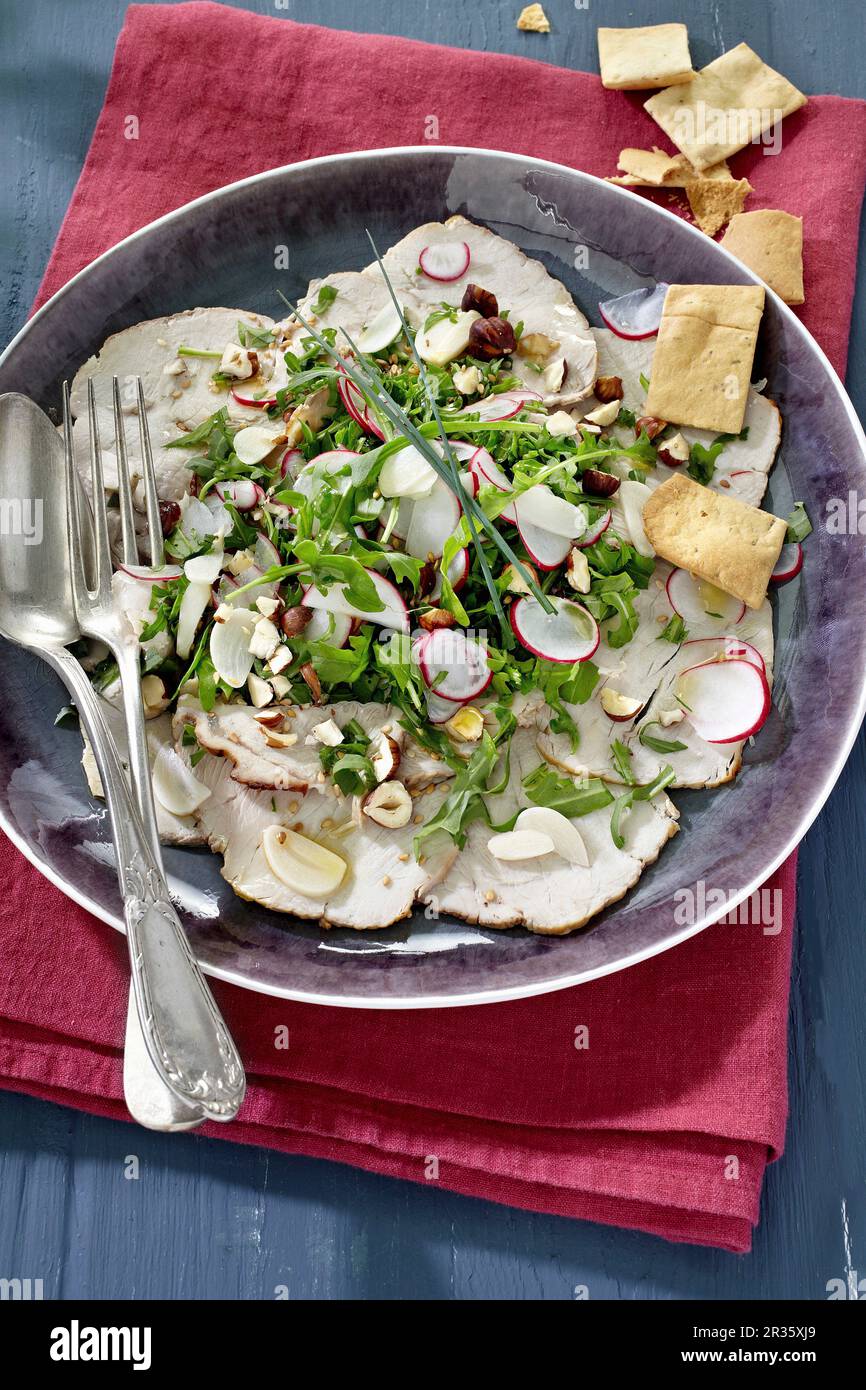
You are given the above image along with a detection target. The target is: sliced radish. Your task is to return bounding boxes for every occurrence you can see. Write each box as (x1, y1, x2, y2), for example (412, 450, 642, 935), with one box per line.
(229, 563, 279, 608)
(517, 516, 571, 571)
(573, 509, 612, 548)
(404, 477, 461, 560)
(510, 596, 600, 663)
(676, 658, 771, 744)
(116, 561, 183, 584)
(418, 241, 470, 281)
(515, 485, 587, 540)
(430, 546, 469, 599)
(419, 628, 492, 703)
(681, 635, 766, 675)
(459, 389, 541, 422)
(254, 532, 281, 572)
(337, 370, 385, 439)
(304, 609, 353, 647)
(280, 448, 304, 479)
(379, 442, 439, 499)
(303, 568, 409, 632)
(469, 450, 517, 522)
(771, 543, 803, 584)
(231, 386, 277, 409)
(216, 479, 262, 511)
(210, 607, 257, 687)
(666, 569, 746, 625)
(598, 283, 669, 340)
(176, 579, 212, 659)
(356, 300, 404, 354)
(152, 744, 211, 817)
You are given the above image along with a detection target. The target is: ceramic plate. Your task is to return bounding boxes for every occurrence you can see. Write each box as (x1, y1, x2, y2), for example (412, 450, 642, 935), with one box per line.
(1, 147, 865, 1007)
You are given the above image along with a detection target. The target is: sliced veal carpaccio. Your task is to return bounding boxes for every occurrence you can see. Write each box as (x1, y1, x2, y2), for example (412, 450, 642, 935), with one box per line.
(431, 730, 679, 935)
(587, 328, 781, 505)
(70, 306, 278, 511)
(364, 215, 598, 406)
(279, 270, 397, 357)
(178, 740, 456, 930)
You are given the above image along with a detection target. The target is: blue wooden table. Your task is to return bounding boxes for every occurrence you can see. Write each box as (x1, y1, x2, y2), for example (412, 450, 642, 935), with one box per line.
(1, 0, 865, 1301)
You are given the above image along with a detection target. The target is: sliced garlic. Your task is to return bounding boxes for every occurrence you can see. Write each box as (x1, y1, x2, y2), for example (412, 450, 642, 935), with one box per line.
(514, 807, 589, 867)
(152, 744, 211, 817)
(233, 425, 285, 467)
(487, 828, 556, 862)
(617, 479, 655, 558)
(262, 824, 346, 896)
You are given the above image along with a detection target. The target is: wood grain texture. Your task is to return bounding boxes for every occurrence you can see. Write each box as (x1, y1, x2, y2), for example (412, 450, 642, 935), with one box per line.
(0, 0, 865, 1300)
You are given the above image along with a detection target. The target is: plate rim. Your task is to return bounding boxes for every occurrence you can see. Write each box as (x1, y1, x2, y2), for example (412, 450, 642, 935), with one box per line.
(2, 144, 865, 1009)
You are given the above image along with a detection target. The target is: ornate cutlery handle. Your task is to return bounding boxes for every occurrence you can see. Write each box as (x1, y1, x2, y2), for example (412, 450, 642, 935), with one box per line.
(50, 648, 245, 1121)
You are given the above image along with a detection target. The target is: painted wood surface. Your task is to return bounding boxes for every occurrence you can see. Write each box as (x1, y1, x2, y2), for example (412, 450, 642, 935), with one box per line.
(0, 0, 864, 1300)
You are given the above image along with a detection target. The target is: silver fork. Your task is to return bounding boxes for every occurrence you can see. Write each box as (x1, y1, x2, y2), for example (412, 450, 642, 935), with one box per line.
(62, 376, 246, 1124)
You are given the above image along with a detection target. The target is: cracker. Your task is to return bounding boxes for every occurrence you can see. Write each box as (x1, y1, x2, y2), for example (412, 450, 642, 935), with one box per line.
(598, 24, 694, 90)
(721, 209, 804, 304)
(645, 284, 765, 434)
(686, 177, 752, 235)
(644, 43, 807, 171)
(517, 4, 550, 32)
(643, 474, 786, 609)
(608, 152, 731, 188)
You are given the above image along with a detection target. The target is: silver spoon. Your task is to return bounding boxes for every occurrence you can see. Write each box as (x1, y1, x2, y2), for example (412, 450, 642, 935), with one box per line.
(0, 392, 244, 1129)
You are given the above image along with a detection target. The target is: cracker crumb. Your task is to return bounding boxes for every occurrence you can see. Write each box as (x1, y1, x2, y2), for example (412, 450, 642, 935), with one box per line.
(517, 4, 550, 33)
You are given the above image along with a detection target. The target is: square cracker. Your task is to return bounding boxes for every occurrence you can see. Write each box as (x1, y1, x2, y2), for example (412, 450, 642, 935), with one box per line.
(686, 177, 752, 235)
(721, 209, 804, 304)
(645, 283, 765, 434)
(644, 43, 806, 170)
(643, 473, 786, 609)
(598, 24, 695, 90)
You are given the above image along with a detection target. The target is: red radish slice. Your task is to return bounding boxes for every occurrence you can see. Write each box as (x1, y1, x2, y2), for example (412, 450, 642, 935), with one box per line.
(176, 579, 212, 659)
(676, 658, 771, 744)
(460, 390, 541, 422)
(356, 301, 403, 354)
(210, 607, 256, 688)
(303, 609, 353, 647)
(771, 542, 803, 584)
(280, 449, 304, 479)
(418, 241, 470, 282)
(510, 596, 599, 663)
(405, 477, 461, 559)
(426, 689, 463, 723)
(666, 569, 746, 625)
(419, 629, 492, 703)
(469, 450, 517, 523)
(517, 516, 571, 570)
(303, 568, 409, 632)
(379, 442, 439, 499)
(449, 439, 479, 460)
(598, 283, 669, 340)
(117, 561, 183, 583)
(681, 635, 766, 675)
(231, 386, 277, 409)
(337, 371, 385, 439)
(216, 479, 262, 511)
(430, 547, 470, 599)
(573, 509, 612, 548)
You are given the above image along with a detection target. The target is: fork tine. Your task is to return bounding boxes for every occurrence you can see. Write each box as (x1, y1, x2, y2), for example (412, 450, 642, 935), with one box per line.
(136, 378, 164, 567)
(86, 379, 114, 601)
(62, 380, 89, 601)
(113, 376, 139, 566)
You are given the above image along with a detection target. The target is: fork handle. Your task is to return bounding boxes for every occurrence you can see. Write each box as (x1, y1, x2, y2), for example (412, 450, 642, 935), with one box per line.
(47, 647, 245, 1122)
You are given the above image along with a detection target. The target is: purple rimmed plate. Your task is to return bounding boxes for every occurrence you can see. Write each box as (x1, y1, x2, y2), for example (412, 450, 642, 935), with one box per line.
(1, 147, 865, 1008)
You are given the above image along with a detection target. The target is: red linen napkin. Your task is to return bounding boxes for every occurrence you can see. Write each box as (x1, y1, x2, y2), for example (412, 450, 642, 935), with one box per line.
(3, 1, 866, 1251)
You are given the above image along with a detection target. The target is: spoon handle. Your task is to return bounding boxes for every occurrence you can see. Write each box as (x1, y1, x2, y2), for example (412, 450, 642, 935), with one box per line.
(48, 648, 245, 1122)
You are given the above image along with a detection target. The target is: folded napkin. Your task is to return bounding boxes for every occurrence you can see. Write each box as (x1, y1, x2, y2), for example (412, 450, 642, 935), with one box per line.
(3, 1, 866, 1251)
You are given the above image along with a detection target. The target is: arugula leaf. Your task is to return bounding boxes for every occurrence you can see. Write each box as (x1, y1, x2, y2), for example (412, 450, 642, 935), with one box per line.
(639, 372, 650, 392)
(610, 739, 636, 785)
(687, 438, 726, 484)
(638, 723, 688, 754)
(237, 321, 274, 350)
(785, 501, 812, 543)
(413, 732, 505, 854)
(310, 284, 338, 316)
(658, 614, 687, 644)
(522, 762, 613, 818)
(166, 408, 229, 450)
(608, 764, 675, 847)
(329, 751, 376, 796)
